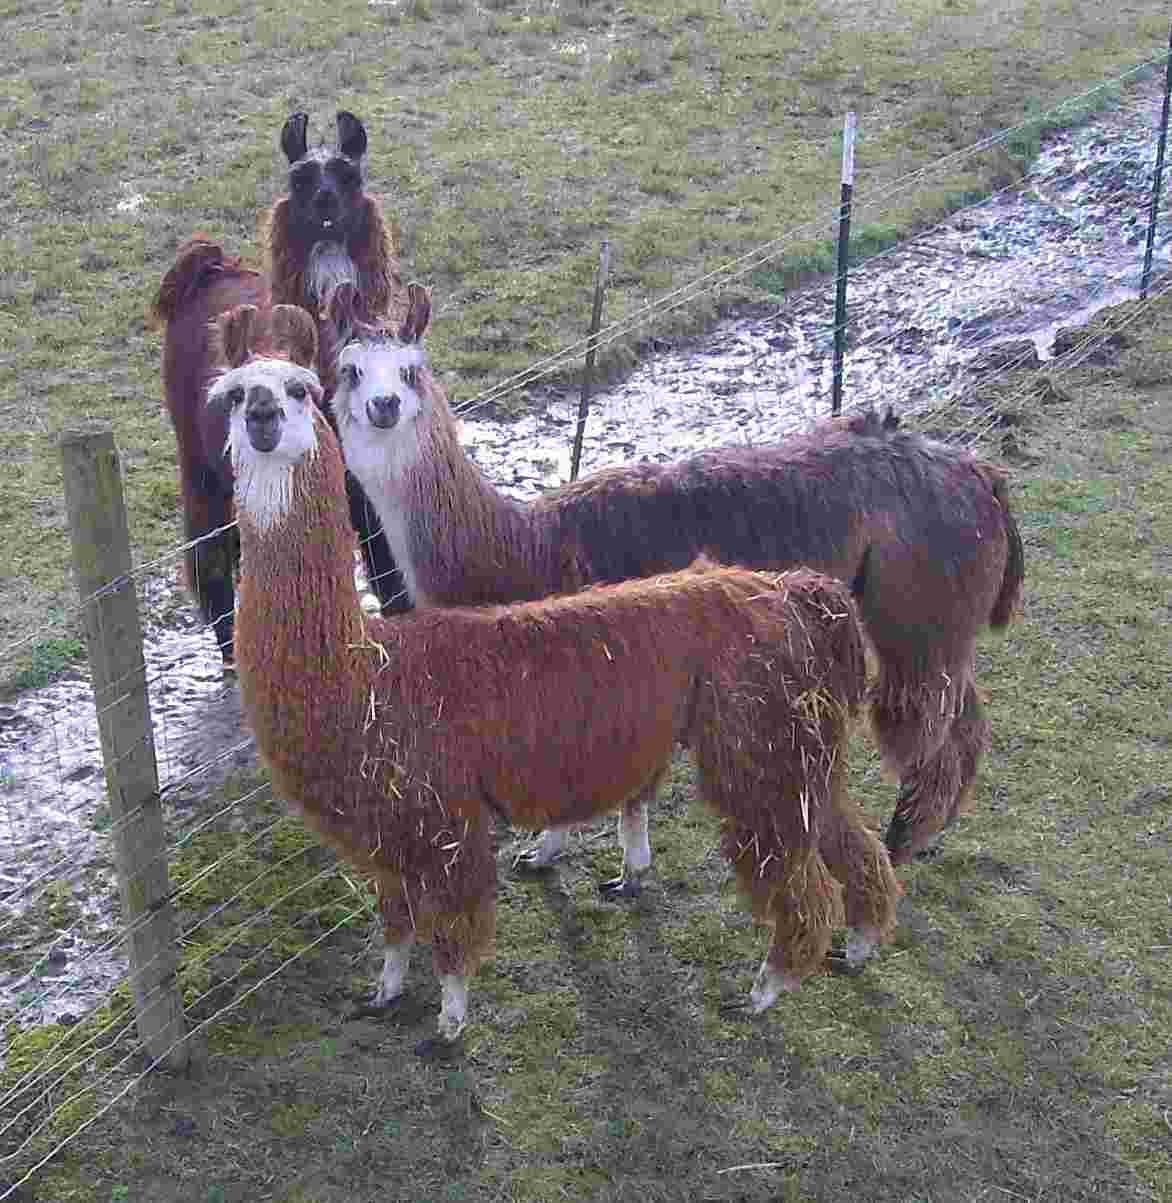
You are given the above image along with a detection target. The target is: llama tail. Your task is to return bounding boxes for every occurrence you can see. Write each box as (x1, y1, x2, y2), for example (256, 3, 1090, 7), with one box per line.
(984, 467, 1025, 629)
(150, 236, 237, 326)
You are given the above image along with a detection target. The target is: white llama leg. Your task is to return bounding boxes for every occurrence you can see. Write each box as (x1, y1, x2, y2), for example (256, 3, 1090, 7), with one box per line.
(748, 957, 802, 1014)
(514, 825, 569, 870)
(437, 975, 469, 1042)
(599, 796, 651, 898)
(373, 936, 414, 1007)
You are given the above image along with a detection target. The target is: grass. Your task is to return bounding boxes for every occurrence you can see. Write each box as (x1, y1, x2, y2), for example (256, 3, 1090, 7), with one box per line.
(2, 291, 1171, 1199)
(2, 0, 1171, 685)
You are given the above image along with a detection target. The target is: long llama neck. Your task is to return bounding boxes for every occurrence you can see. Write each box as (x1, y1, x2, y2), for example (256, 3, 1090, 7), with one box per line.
(235, 422, 372, 751)
(392, 376, 557, 607)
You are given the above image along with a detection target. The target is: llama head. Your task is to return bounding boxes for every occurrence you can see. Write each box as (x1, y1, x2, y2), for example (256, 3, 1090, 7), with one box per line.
(211, 304, 326, 529)
(280, 110, 370, 246)
(325, 282, 434, 488)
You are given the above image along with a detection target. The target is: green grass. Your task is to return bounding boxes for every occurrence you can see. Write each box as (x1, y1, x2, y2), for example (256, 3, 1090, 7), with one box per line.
(2, 0, 1171, 683)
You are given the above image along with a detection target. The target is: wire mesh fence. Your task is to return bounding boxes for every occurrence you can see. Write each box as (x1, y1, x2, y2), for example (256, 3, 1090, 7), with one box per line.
(1, 55, 1171, 1199)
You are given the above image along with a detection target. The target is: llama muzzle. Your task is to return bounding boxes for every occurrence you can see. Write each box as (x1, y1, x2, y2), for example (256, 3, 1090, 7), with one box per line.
(245, 387, 284, 452)
(366, 394, 401, 430)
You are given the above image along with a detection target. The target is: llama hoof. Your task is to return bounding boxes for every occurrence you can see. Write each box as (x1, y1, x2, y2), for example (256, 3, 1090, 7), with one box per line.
(597, 874, 641, 900)
(845, 926, 881, 968)
(913, 843, 943, 862)
(748, 963, 801, 1013)
(825, 951, 865, 977)
(414, 1035, 462, 1061)
(512, 849, 557, 874)
(347, 995, 403, 1020)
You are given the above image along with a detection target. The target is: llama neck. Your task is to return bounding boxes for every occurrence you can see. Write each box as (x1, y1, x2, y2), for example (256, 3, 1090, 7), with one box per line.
(305, 240, 358, 307)
(382, 383, 554, 607)
(236, 435, 370, 708)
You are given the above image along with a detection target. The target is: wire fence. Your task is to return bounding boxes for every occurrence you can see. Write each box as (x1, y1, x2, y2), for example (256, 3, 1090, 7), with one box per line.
(2, 53, 1172, 1199)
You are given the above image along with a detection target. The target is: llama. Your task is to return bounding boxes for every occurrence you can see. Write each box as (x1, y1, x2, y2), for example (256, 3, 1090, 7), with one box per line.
(151, 237, 268, 667)
(265, 110, 406, 325)
(152, 234, 407, 668)
(324, 283, 1025, 868)
(217, 301, 894, 1043)
(263, 109, 409, 610)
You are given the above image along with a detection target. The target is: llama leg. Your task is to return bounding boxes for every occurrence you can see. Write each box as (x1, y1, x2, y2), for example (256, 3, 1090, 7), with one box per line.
(871, 664, 973, 865)
(373, 936, 414, 1007)
(885, 677, 988, 864)
(436, 975, 469, 1042)
(184, 472, 238, 670)
(359, 885, 417, 1012)
(819, 794, 900, 970)
(599, 789, 654, 899)
(745, 850, 839, 1012)
(513, 825, 569, 871)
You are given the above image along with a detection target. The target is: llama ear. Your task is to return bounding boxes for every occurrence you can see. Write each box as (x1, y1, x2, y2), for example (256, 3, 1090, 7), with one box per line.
(281, 112, 309, 164)
(399, 283, 431, 344)
(271, 305, 319, 369)
(335, 111, 367, 161)
(153, 236, 224, 323)
(217, 304, 262, 369)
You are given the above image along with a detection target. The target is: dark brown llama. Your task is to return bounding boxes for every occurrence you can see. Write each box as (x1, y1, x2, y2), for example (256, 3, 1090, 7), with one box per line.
(324, 283, 1025, 868)
(152, 231, 407, 668)
(217, 302, 892, 1044)
(150, 236, 267, 667)
(263, 110, 409, 609)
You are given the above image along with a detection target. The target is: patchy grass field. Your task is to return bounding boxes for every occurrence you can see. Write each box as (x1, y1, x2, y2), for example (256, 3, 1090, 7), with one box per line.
(2, 2, 1171, 1199)
(3, 295, 1170, 1201)
(1, 0, 1170, 677)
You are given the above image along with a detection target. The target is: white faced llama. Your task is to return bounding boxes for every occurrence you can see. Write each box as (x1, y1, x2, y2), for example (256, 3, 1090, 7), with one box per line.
(216, 301, 892, 1045)
(324, 284, 1024, 870)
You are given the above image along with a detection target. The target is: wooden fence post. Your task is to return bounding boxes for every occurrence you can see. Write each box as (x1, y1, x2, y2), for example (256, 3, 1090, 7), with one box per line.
(60, 428, 188, 1073)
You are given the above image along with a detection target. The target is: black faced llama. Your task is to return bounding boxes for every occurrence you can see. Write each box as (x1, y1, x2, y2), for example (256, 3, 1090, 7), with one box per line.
(324, 284, 1024, 868)
(217, 302, 894, 1044)
(262, 110, 410, 612)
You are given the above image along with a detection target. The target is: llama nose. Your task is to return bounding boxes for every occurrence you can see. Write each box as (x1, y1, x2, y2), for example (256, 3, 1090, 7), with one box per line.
(366, 394, 400, 430)
(245, 386, 283, 452)
(314, 189, 339, 223)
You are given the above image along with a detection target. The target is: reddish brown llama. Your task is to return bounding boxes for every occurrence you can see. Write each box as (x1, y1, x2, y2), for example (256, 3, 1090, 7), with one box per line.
(262, 110, 410, 610)
(324, 283, 1025, 869)
(217, 302, 891, 1045)
(150, 236, 268, 667)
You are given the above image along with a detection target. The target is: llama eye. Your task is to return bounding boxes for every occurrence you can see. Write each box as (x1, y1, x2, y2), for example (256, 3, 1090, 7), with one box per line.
(401, 366, 418, 390)
(290, 165, 316, 194)
(226, 386, 245, 409)
(331, 162, 361, 192)
(286, 380, 307, 400)
(342, 363, 362, 388)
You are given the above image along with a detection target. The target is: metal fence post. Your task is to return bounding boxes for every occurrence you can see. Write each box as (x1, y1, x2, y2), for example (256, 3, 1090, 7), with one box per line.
(60, 428, 188, 1072)
(570, 240, 611, 482)
(1141, 22, 1172, 299)
(832, 111, 856, 416)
